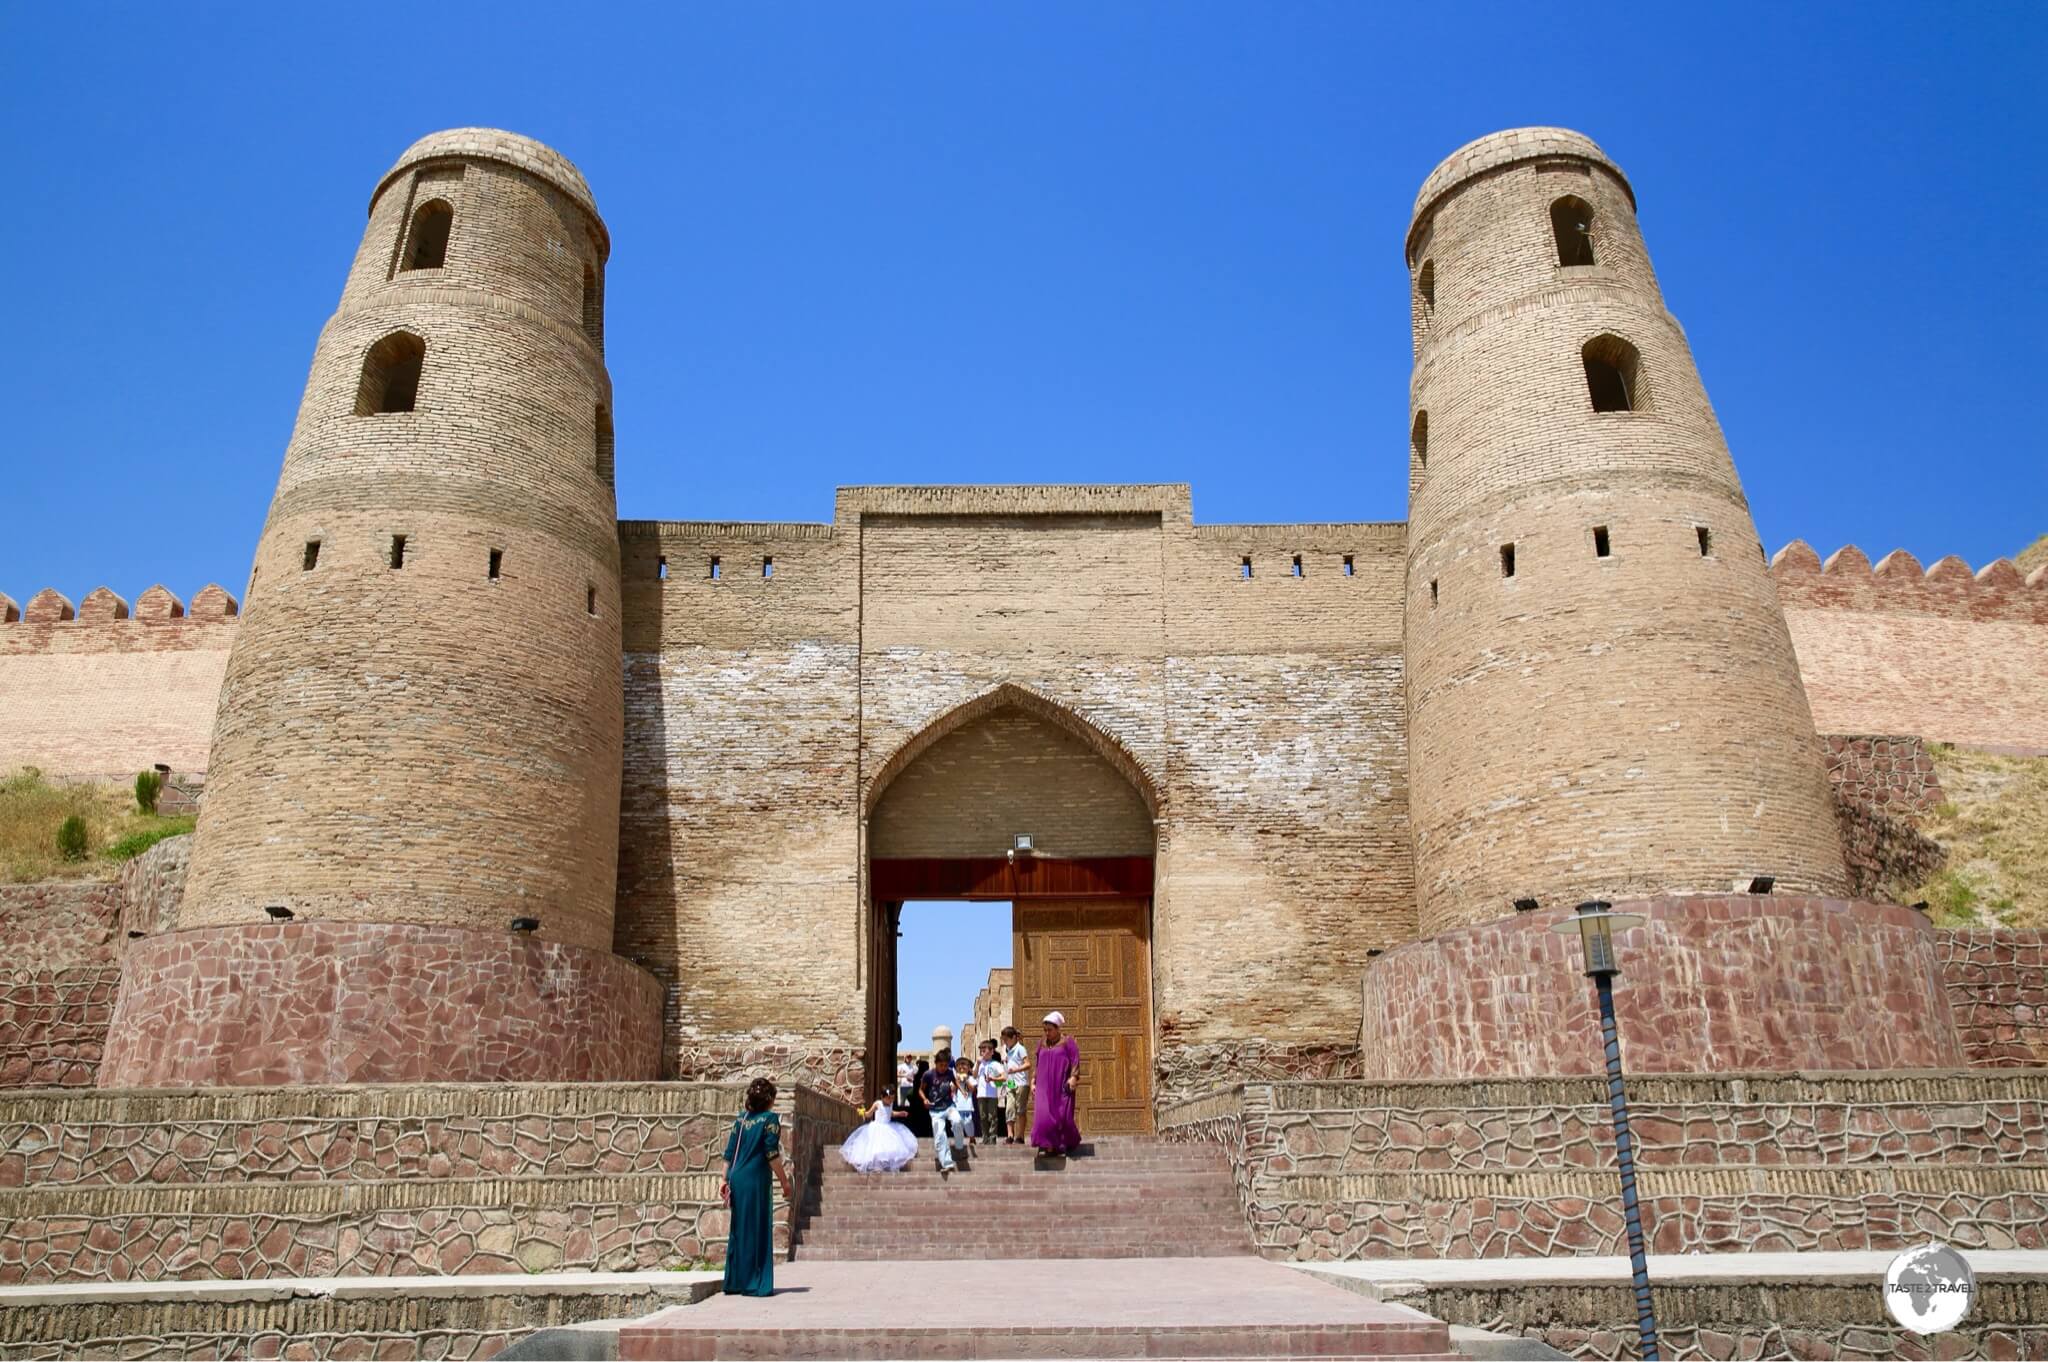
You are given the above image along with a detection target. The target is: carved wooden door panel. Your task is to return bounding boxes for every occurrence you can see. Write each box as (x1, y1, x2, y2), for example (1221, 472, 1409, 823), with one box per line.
(1012, 899, 1153, 1135)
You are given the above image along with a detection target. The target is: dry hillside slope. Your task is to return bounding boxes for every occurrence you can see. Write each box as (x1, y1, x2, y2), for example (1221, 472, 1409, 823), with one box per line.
(1896, 746, 2048, 927)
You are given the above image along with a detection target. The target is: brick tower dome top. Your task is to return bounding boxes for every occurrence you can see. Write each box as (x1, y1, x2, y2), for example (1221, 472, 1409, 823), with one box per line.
(1411, 126, 1632, 229)
(373, 127, 604, 242)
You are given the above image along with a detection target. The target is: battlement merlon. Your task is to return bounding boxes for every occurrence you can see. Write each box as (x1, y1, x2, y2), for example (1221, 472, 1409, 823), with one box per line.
(0, 585, 239, 631)
(1772, 540, 2048, 623)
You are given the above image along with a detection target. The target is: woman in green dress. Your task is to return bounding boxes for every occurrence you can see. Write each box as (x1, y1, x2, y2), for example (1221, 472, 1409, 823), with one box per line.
(720, 1076, 794, 1296)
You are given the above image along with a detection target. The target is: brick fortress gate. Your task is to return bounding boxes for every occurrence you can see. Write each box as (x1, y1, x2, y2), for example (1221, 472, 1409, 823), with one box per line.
(3, 125, 2045, 1359)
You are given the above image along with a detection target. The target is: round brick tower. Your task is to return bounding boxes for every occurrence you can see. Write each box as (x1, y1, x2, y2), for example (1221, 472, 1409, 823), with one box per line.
(1402, 128, 1850, 934)
(103, 130, 658, 1087)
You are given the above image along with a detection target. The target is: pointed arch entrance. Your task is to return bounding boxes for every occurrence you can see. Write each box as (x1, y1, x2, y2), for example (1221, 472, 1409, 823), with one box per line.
(863, 685, 1161, 1133)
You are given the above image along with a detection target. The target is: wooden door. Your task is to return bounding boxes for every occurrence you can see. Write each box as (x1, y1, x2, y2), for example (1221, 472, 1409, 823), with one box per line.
(1012, 899, 1153, 1135)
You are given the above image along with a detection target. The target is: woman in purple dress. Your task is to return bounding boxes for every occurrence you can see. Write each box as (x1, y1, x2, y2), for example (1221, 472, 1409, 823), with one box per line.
(1028, 1011, 1082, 1155)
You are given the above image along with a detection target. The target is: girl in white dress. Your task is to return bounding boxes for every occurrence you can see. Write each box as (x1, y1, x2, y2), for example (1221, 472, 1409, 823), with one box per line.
(838, 1095, 919, 1173)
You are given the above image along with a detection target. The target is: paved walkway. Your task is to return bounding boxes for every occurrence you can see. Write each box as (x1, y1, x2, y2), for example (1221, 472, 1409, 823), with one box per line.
(620, 1258, 1457, 1359)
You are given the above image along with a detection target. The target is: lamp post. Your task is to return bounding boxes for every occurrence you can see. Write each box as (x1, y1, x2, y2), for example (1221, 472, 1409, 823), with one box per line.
(1550, 900, 1661, 1361)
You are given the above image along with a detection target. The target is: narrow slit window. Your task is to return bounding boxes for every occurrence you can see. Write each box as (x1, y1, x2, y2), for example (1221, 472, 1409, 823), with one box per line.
(488, 549, 503, 581)
(1240, 556, 1252, 580)
(581, 263, 602, 348)
(1291, 554, 1304, 578)
(1582, 335, 1644, 413)
(594, 405, 614, 489)
(1343, 555, 1355, 577)
(1697, 526, 1713, 557)
(586, 585, 598, 616)
(1429, 578, 1439, 607)
(302, 541, 320, 571)
(657, 555, 669, 581)
(709, 556, 721, 581)
(763, 556, 774, 579)
(389, 535, 407, 570)
(1550, 196, 1597, 267)
(1415, 260, 1436, 330)
(356, 332, 426, 415)
(1593, 526, 1611, 558)
(1411, 411, 1429, 472)
(401, 200, 453, 271)
(1500, 543, 1516, 578)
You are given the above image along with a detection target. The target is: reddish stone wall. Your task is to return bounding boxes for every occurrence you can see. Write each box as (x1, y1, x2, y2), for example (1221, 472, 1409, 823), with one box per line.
(1358, 896, 1964, 1079)
(1821, 733, 1945, 815)
(1778, 542, 2048, 753)
(1940, 929, 2048, 1067)
(0, 881, 124, 1088)
(1162, 1073, 2048, 1261)
(0, 1081, 861, 1283)
(100, 922, 661, 1088)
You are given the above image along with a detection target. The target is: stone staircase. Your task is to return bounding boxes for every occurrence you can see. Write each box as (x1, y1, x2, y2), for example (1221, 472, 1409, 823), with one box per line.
(796, 1136, 1256, 1260)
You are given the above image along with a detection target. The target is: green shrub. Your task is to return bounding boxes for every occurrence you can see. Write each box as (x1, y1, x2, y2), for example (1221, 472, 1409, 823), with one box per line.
(56, 816, 90, 862)
(134, 769, 163, 815)
(104, 818, 196, 862)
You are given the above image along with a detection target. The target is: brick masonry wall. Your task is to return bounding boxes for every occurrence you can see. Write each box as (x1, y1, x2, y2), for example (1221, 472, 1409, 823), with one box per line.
(1403, 129, 1848, 933)
(1400, 1278, 2048, 1361)
(1357, 896, 1965, 1080)
(99, 922, 662, 1087)
(1939, 929, 2048, 1067)
(617, 486, 1414, 1095)
(0, 1081, 861, 1283)
(1777, 542, 2048, 753)
(0, 588, 237, 779)
(1161, 1073, 2048, 1261)
(0, 881, 123, 1089)
(180, 130, 624, 965)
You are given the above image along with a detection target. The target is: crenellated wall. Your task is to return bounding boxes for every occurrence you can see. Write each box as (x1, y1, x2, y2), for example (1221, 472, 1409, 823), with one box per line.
(1776, 541, 2048, 752)
(0, 584, 238, 778)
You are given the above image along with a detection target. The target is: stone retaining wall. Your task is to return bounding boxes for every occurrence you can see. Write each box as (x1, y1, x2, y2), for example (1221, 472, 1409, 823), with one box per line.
(0, 882, 124, 1089)
(0, 1081, 860, 1284)
(1397, 1277, 2048, 1360)
(1160, 1074, 2048, 1261)
(101, 923, 664, 1087)
(1358, 896, 1963, 1080)
(0, 1278, 712, 1360)
(1940, 929, 2048, 1069)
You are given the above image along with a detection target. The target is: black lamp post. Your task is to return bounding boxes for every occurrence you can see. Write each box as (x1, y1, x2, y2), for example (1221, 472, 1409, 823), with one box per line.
(1550, 900, 1661, 1361)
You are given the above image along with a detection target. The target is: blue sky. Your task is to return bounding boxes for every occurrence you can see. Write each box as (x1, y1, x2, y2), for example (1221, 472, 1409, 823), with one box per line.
(4, 4, 2043, 1038)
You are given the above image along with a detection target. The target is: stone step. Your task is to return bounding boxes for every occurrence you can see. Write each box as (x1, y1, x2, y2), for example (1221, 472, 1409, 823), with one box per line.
(617, 1258, 1454, 1359)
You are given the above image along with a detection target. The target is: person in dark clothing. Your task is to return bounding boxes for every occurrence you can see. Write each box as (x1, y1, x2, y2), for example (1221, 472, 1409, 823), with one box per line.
(905, 1057, 934, 1139)
(720, 1076, 793, 1296)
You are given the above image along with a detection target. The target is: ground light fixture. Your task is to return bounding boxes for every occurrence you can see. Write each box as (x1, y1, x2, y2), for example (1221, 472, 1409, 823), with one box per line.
(1745, 876, 1775, 894)
(264, 905, 293, 921)
(510, 917, 541, 933)
(1513, 897, 1539, 912)
(1550, 900, 1659, 1360)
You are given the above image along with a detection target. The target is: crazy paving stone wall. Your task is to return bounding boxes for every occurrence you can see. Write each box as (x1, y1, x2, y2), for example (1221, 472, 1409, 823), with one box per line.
(0, 882, 123, 1088)
(1161, 1075, 2048, 1261)
(0, 1081, 859, 1283)
(1401, 1278, 2048, 1362)
(1939, 930, 2048, 1068)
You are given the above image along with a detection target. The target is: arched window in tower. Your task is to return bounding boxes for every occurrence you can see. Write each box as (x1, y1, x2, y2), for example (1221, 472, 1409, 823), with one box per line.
(580, 263, 603, 348)
(594, 404, 615, 489)
(1550, 196, 1596, 267)
(401, 200, 453, 271)
(355, 332, 426, 415)
(1410, 411, 1429, 474)
(1581, 335, 1645, 413)
(1415, 260, 1437, 332)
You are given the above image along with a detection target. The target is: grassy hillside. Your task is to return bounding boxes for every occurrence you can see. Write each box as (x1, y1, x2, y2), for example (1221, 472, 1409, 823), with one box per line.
(1897, 746, 2048, 928)
(2016, 533, 2047, 578)
(0, 768, 194, 884)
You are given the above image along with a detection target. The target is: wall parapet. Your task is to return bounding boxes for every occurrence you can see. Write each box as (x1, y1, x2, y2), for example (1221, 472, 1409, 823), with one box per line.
(0, 585, 240, 653)
(1772, 540, 2048, 622)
